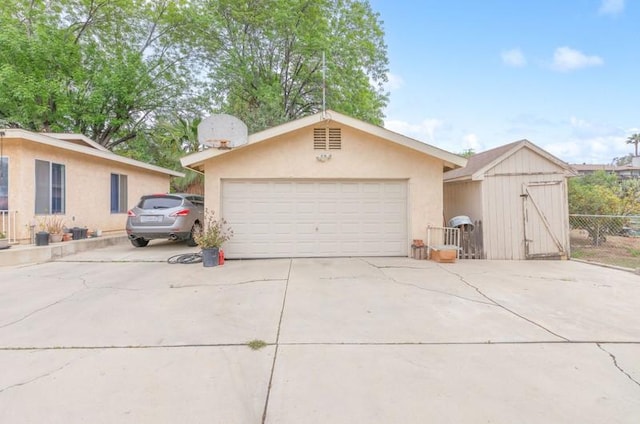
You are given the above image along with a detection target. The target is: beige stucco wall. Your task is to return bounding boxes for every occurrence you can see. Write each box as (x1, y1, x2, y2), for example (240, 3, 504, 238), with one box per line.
(202, 124, 446, 253)
(3, 137, 171, 243)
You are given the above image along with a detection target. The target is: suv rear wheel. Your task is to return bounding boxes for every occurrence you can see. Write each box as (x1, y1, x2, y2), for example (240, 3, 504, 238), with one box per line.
(186, 222, 201, 247)
(131, 237, 149, 247)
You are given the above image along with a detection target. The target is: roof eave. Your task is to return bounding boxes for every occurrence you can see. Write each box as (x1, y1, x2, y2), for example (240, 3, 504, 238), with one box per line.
(4, 129, 184, 177)
(180, 110, 467, 169)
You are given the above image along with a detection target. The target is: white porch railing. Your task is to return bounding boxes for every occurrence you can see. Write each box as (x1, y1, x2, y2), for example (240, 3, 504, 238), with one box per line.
(1, 210, 18, 243)
(426, 226, 460, 259)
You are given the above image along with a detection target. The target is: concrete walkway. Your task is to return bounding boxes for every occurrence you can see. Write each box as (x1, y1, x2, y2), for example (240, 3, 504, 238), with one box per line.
(0, 248, 639, 423)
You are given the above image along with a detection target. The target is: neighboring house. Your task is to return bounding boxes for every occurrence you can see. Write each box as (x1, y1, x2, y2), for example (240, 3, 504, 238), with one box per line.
(571, 162, 640, 180)
(444, 140, 576, 260)
(0, 129, 183, 243)
(181, 110, 466, 259)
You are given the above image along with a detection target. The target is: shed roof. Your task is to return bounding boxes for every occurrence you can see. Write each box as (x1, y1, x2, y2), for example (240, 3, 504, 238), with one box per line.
(181, 110, 467, 172)
(444, 139, 575, 182)
(1, 129, 184, 177)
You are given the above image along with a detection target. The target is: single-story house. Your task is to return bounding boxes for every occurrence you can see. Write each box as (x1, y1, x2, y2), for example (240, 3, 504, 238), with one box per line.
(181, 110, 467, 259)
(444, 139, 576, 260)
(0, 129, 183, 243)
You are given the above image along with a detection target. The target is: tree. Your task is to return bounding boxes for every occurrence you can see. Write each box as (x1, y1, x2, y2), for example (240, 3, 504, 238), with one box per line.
(0, 0, 390, 156)
(612, 153, 633, 166)
(627, 133, 640, 157)
(567, 170, 640, 245)
(459, 148, 475, 158)
(0, 0, 212, 148)
(205, 0, 389, 132)
(117, 114, 204, 193)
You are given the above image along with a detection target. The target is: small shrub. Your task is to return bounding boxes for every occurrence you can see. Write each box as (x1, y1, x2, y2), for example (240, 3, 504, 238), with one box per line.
(247, 339, 268, 350)
(193, 209, 233, 248)
(628, 248, 640, 257)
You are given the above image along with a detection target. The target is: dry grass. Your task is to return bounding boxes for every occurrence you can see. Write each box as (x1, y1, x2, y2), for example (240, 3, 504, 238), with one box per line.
(571, 233, 640, 269)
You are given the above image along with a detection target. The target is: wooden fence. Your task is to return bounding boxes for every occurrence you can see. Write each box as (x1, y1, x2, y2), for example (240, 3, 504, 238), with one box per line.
(458, 220, 484, 259)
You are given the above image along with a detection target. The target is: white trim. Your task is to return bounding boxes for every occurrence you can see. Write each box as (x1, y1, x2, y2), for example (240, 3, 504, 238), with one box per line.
(181, 110, 467, 171)
(45, 133, 110, 152)
(3, 129, 184, 177)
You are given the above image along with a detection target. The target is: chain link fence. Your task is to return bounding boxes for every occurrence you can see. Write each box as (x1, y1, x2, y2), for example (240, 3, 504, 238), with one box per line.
(569, 214, 640, 269)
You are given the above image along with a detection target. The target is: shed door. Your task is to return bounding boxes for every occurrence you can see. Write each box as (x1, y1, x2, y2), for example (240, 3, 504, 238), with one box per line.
(221, 180, 408, 258)
(522, 181, 567, 259)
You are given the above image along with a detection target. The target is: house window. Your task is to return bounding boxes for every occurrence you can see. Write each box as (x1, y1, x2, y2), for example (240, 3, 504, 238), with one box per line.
(35, 160, 65, 214)
(313, 128, 342, 150)
(110, 173, 128, 213)
(0, 157, 7, 210)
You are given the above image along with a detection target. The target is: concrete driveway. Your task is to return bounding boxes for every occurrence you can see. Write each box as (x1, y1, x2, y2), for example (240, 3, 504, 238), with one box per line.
(1, 242, 639, 423)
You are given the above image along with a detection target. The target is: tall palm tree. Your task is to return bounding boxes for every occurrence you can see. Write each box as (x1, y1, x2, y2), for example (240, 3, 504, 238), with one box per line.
(627, 133, 640, 157)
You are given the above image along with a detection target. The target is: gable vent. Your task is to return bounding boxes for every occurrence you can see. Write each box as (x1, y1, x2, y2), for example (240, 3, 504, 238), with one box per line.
(314, 128, 327, 149)
(328, 128, 342, 150)
(313, 127, 342, 150)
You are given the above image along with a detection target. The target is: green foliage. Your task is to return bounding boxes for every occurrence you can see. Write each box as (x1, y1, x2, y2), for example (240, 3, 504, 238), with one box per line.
(613, 153, 633, 166)
(115, 115, 204, 192)
(626, 133, 640, 157)
(193, 209, 233, 248)
(247, 339, 268, 350)
(0, 0, 389, 163)
(0, 0, 211, 148)
(569, 179, 621, 215)
(207, 0, 389, 132)
(568, 169, 639, 244)
(459, 149, 475, 158)
(628, 248, 640, 257)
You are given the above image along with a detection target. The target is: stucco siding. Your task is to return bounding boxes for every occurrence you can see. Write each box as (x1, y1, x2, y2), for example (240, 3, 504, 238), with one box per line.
(3, 138, 171, 242)
(203, 124, 445, 251)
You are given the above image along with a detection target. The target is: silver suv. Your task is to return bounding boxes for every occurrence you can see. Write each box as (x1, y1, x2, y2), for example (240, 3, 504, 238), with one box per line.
(126, 193, 204, 247)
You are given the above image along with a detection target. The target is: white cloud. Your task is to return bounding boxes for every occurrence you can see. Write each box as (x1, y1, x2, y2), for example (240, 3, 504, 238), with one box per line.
(599, 0, 625, 15)
(551, 47, 603, 72)
(384, 73, 404, 91)
(544, 136, 627, 164)
(463, 133, 482, 151)
(384, 118, 443, 142)
(542, 117, 629, 164)
(501, 48, 527, 67)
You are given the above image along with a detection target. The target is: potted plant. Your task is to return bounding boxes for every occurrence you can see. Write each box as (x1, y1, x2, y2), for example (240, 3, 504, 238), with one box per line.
(35, 219, 49, 246)
(45, 216, 65, 243)
(193, 209, 233, 267)
(0, 231, 8, 250)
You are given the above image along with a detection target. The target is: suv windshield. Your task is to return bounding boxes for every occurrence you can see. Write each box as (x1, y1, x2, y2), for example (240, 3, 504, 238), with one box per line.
(139, 196, 183, 209)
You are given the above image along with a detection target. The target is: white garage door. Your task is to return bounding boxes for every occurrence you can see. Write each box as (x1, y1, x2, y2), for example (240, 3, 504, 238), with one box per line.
(221, 180, 408, 258)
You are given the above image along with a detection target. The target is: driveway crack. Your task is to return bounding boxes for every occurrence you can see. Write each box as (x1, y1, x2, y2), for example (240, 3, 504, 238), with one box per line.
(597, 343, 640, 389)
(170, 278, 285, 289)
(360, 259, 502, 307)
(0, 351, 95, 394)
(261, 259, 292, 424)
(0, 286, 87, 330)
(437, 265, 569, 341)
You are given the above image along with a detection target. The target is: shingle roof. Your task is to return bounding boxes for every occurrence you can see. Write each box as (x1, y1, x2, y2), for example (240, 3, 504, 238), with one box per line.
(443, 140, 523, 181)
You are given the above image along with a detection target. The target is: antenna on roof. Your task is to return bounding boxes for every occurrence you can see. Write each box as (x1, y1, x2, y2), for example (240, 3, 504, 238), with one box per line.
(322, 51, 326, 119)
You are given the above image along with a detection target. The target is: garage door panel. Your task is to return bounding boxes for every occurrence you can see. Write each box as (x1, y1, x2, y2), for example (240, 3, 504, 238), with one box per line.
(222, 180, 407, 258)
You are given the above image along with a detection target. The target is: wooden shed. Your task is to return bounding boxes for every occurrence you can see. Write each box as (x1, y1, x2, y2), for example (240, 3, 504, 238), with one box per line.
(443, 140, 576, 260)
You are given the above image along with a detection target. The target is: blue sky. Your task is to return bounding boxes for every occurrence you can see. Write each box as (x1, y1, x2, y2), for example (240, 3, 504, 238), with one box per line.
(369, 0, 639, 164)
